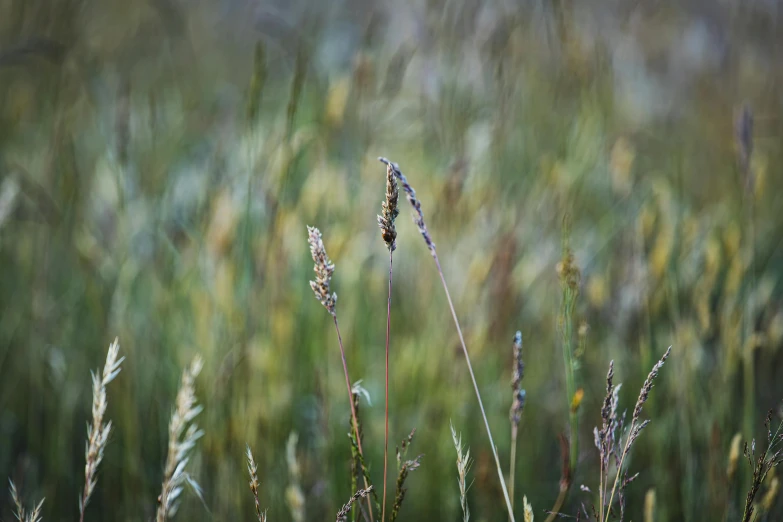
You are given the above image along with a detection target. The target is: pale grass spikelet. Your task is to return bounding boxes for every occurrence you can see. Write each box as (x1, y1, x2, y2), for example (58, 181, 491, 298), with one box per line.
(450, 422, 472, 522)
(307, 226, 337, 316)
(80, 338, 124, 521)
(335, 486, 374, 522)
(523, 496, 534, 522)
(246, 445, 267, 522)
(9, 480, 45, 522)
(10, 479, 25, 521)
(377, 161, 399, 251)
(156, 356, 204, 522)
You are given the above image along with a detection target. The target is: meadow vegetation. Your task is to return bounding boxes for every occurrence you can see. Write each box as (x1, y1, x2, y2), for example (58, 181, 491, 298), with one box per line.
(2, 0, 783, 520)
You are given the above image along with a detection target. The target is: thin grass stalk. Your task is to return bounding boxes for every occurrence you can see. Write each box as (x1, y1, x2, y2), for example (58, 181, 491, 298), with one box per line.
(382, 250, 393, 522)
(737, 104, 757, 487)
(544, 221, 580, 522)
(378, 157, 399, 522)
(308, 226, 374, 521)
(333, 316, 375, 522)
(509, 331, 525, 516)
(433, 257, 515, 521)
(558, 218, 580, 474)
(602, 346, 671, 522)
(378, 157, 515, 522)
(509, 424, 518, 514)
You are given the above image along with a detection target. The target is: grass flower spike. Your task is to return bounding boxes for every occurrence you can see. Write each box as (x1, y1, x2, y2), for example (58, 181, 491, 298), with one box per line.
(156, 356, 204, 522)
(450, 422, 472, 522)
(246, 445, 267, 522)
(377, 161, 399, 252)
(79, 338, 124, 522)
(308, 226, 337, 316)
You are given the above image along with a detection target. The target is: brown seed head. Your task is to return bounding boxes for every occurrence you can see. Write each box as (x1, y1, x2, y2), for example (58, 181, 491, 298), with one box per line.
(336, 486, 374, 522)
(307, 226, 337, 316)
(378, 161, 399, 251)
(378, 157, 436, 257)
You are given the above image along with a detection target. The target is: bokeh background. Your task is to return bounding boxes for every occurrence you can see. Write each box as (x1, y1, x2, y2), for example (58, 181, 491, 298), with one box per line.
(2, 0, 783, 520)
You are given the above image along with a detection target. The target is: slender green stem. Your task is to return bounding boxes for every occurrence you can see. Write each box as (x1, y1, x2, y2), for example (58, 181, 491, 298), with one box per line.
(603, 425, 634, 522)
(509, 423, 518, 519)
(432, 255, 516, 522)
(561, 284, 578, 472)
(381, 251, 393, 522)
(333, 317, 375, 522)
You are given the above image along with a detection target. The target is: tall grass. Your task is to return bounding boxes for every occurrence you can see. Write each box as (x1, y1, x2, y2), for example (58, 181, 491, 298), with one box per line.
(2, 1, 783, 520)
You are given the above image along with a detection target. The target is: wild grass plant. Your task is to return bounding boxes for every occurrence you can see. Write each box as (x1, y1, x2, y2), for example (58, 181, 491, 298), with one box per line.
(2, 1, 783, 521)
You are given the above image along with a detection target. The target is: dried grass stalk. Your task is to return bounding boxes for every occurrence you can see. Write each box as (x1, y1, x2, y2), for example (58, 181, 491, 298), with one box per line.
(523, 496, 534, 522)
(601, 346, 672, 522)
(336, 486, 374, 522)
(450, 422, 472, 522)
(9, 480, 45, 522)
(307, 226, 374, 521)
(246, 445, 267, 522)
(155, 356, 204, 522)
(79, 338, 124, 522)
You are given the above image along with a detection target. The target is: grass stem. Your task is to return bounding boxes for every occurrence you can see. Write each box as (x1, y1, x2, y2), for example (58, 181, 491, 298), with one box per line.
(381, 250, 393, 522)
(333, 316, 375, 522)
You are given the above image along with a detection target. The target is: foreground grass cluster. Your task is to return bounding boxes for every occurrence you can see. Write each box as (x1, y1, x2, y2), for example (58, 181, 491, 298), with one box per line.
(2, 0, 783, 521)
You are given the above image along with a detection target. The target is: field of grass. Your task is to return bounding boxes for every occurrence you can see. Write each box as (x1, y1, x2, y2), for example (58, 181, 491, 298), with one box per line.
(2, 1, 783, 521)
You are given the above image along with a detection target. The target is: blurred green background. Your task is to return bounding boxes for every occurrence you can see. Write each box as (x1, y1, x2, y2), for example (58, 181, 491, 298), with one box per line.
(2, 0, 783, 520)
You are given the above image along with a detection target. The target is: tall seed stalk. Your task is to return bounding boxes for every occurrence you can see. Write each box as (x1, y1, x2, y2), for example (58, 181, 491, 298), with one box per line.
(307, 226, 375, 521)
(378, 157, 515, 522)
(377, 161, 399, 522)
(509, 331, 526, 515)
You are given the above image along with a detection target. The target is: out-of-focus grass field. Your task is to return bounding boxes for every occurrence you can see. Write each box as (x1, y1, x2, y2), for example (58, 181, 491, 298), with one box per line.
(2, 1, 783, 521)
